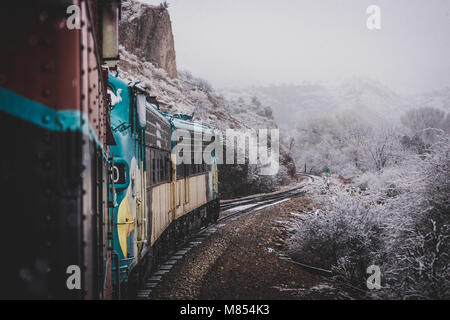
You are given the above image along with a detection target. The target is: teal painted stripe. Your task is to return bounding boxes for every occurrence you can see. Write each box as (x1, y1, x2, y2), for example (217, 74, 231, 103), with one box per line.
(0, 87, 107, 154)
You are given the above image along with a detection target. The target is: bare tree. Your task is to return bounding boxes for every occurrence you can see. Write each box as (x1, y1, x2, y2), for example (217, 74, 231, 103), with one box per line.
(401, 107, 449, 146)
(362, 126, 401, 171)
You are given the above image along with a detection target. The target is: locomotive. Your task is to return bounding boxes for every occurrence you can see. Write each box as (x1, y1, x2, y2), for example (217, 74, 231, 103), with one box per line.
(0, 0, 219, 299)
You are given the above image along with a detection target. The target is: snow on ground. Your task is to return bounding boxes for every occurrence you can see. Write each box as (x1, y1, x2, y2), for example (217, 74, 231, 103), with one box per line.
(255, 198, 291, 211)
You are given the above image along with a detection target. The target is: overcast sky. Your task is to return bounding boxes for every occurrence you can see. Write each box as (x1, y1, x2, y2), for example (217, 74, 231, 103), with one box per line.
(138, 0, 450, 94)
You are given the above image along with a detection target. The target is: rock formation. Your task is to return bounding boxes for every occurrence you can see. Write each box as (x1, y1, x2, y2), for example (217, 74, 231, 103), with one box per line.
(120, 0, 177, 78)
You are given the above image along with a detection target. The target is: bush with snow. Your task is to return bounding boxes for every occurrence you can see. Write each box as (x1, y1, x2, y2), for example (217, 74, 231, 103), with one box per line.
(382, 135, 450, 299)
(289, 134, 450, 299)
(289, 184, 388, 289)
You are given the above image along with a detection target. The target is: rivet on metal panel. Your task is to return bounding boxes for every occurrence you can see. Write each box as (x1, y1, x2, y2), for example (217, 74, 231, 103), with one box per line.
(43, 38, 52, 47)
(42, 115, 51, 124)
(42, 132, 51, 144)
(42, 89, 51, 98)
(28, 34, 39, 46)
(56, 114, 66, 129)
(41, 61, 55, 73)
(34, 259, 50, 275)
(39, 11, 48, 23)
(57, 19, 66, 30)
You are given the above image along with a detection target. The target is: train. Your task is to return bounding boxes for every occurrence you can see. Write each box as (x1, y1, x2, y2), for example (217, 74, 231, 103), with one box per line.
(0, 0, 219, 299)
(107, 74, 220, 298)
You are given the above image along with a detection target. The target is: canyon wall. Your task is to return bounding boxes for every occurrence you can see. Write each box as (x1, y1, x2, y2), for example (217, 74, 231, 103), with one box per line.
(120, 0, 177, 78)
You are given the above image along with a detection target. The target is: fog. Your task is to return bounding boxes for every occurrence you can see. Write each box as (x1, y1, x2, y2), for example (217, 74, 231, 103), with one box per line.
(139, 0, 450, 94)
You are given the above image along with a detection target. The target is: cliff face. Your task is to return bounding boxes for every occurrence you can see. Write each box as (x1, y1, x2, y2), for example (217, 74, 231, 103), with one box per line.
(120, 0, 177, 78)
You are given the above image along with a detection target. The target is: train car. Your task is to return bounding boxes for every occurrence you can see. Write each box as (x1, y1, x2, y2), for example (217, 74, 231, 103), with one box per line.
(107, 75, 156, 297)
(0, 0, 120, 299)
(168, 114, 220, 231)
(107, 74, 220, 298)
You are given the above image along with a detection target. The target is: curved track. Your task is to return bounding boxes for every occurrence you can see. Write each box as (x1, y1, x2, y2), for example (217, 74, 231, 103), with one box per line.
(218, 174, 314, 222)
(220, 175, 314, 210)
(218, 187, 305, 223)
(136, 174, 314, 299)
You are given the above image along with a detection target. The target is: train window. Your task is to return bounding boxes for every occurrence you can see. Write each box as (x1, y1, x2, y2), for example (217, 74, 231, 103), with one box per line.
(148, 148, 171, 185)
(176, 164, 184, 180)
(191, 152, 196, 175)
(146, 149, 151, 184)
(152, 150, 156, 184)
(174, 131, 212, 179)
(175, 148, 208, 179)
(158, 156, 163, 182)
(159, 156, 162, 182)
(136, 94, 147, 129)
(161, 156, 164, 181)
(156, 155, 159, 182)
(165, 155, 171, 180)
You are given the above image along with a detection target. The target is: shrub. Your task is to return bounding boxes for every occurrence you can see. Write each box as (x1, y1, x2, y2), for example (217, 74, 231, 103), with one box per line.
(289, 185, 388, 289)
(383, 135, 450, 299)
(289, 135, 450, 299)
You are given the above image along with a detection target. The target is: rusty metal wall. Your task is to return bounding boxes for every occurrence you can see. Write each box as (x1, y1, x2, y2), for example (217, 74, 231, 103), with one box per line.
(0, 0, 109, 150)
(0, 0, 113, 299)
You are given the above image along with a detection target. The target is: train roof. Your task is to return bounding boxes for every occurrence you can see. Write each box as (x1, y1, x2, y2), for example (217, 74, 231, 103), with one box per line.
(108, 73, 215, 136)
(161, 113, 215, 136)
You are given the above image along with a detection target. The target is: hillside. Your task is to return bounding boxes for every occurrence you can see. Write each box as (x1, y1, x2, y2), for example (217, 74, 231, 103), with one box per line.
(116, 0, 297, 198)
(223, 77, 410, 134)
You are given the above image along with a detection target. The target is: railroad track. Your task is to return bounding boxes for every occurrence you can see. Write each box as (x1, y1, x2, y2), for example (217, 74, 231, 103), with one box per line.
(136, 175, 314, 299)
(218, 186, 307, 223)
(220, 174, 314, 211)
